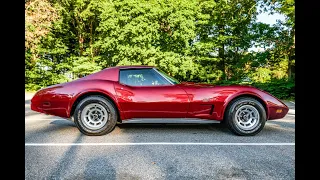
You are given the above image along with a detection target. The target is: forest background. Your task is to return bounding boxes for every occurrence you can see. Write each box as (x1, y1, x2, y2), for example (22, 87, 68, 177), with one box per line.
(25, 0, 295, 100)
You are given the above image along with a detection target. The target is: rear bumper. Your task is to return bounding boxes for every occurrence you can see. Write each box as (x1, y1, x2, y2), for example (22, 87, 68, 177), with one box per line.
(30, 91, 44, 113)
(30, 91, 69, 118)
(30, 100, 45, 113)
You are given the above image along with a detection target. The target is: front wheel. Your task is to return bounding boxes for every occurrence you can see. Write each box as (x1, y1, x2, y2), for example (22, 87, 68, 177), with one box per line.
(225, 97, 266, 136)
(73, 96, 117, 136)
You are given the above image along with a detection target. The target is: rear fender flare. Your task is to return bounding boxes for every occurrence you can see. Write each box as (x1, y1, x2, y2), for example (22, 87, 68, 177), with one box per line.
(67, 89, 122, 118)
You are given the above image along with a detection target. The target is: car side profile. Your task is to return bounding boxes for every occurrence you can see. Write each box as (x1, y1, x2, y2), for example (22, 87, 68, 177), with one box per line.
(31, 66, 289, 136)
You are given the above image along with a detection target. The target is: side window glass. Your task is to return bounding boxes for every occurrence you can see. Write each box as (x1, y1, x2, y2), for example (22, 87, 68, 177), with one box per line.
(119, 69, 171, 86)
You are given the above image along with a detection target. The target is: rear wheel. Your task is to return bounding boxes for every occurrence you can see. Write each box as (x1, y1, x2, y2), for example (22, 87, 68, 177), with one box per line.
(73, 96, 117, 136)
(225, 97, 266, 136)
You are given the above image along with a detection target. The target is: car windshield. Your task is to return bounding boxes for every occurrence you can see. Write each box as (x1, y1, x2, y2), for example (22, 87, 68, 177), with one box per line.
(154, 68, 180, 84)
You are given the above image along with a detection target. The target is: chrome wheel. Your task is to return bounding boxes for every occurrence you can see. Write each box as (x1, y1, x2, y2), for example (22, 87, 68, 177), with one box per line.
(234, 105, 260, 131)
(81, 103, 109, 130)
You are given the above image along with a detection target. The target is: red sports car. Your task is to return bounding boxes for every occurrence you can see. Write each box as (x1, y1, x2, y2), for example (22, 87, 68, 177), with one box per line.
(31, 66, 289, 136)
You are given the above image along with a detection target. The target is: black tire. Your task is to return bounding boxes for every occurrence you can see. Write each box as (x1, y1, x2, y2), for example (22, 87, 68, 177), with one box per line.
(225, 97, 266, 136)
(73, 95, 117, 136)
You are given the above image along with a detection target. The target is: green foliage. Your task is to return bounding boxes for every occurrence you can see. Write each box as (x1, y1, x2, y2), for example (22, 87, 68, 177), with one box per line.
(72, 56, 102, 76)
(252, 79, 295, 100)
(217, 78, 295, 100)
(96, 0, 199, 79)
(249, 67, 272, 83)
(25, 0, 295, 100)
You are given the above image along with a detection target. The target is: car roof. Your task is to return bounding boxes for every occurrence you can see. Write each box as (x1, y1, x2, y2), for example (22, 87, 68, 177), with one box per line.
(116, 65, 154, 69)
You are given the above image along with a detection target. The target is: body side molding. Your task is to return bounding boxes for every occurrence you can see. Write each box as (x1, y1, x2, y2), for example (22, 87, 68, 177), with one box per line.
(120, 118, 221, 124)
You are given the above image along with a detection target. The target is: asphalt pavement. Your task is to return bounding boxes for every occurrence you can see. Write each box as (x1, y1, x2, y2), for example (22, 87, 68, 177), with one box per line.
(25, 92, 295, 179)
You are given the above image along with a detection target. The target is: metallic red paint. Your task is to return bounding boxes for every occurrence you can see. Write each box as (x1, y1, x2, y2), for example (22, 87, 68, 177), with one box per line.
(114, 83, 189, 119)
(31, 66, 289, 122)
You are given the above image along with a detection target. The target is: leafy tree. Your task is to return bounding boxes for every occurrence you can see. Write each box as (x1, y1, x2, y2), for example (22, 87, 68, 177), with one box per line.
(25, 0, 59, 90)
(260, 0, 295, 80)
(25, 0, 59, 60)
(95, 0, 200, 80)
(192, 0, 258, 82)
(24, 0, 295, 99)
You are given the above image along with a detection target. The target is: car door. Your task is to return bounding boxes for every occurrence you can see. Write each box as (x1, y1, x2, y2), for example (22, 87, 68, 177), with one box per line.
(114, 68, 190, 119)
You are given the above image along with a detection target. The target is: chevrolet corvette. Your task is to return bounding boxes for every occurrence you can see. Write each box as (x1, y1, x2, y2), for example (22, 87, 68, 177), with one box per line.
(31, 66, 289, 136)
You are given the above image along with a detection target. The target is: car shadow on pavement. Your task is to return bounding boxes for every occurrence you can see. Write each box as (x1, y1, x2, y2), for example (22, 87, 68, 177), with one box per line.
(117, 123, 232, 135)
(25, 120, 76, 142)
(84, 158, 117, 180)
(115, 120, 294, 136)
(48, 134, 85, 179)
(50, 120, 76, 127)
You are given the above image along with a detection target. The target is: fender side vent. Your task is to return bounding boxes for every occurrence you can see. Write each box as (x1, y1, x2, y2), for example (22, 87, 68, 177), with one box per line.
(210, 105, 214, 115)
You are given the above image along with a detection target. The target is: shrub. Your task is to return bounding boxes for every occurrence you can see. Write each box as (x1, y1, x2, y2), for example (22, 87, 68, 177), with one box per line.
(218, 79, 295, 100)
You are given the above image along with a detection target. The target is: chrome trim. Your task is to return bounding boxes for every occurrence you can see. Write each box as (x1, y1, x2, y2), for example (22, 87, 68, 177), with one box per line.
(152, 68, 174, 85)
(121, 118, 221, 124)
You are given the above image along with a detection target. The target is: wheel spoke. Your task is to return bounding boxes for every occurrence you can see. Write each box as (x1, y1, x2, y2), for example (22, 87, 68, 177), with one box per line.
(81, 103, 109, 130)
(234, 105, 260, 131)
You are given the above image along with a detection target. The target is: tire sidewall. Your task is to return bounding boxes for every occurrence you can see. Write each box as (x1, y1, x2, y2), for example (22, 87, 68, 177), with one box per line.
(74, 96, 117, 135)
(227, 98, 266, 135)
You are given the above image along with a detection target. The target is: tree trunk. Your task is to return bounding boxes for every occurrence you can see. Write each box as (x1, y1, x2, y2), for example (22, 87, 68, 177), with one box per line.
(287, 26, 295, 80)
(287, 62, 292, 80)
(218, 25, 227, 81)
(90, 20, 94, 62)
(287, 48, 294, 80)
(75, 12, 84, 56)
(79, 34, 83, 56)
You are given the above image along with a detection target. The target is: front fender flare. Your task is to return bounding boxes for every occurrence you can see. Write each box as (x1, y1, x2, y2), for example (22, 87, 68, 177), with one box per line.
(220, 91, 268, 120)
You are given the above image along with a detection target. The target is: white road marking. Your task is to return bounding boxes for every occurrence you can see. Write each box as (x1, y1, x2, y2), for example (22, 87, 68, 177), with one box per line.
(25, 142, 295, 146)
(289, 101, 295, 104)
